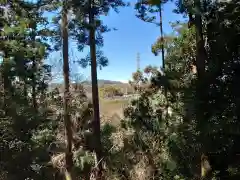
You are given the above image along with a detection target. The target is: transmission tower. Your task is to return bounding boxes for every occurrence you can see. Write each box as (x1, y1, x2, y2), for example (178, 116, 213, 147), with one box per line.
(136, 52, 141, 112)
(136, 52, 140, 71)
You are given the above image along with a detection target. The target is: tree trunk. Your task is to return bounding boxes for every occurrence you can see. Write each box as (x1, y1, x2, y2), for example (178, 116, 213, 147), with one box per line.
(194, 0, 206, 79)
(89, 0, 103, 178)
(159, 3, 165, 69)
(2, 57, 11, 115)
(23, 79, 28, 98)
(32, 58, 37, 111)
(62, 1, 74, 179)
(159, 2, 169, 129)
(2, 59, 7, 112)
(193, 0, 207, 178)
(31, 28, 37, 112)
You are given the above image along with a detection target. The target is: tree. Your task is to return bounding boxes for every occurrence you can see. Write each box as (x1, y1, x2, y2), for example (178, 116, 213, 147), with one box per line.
(99, 85, 123, 98)
(135, 0, 168, 68)
(61, 0, 74, 179)
(192, 0, 208, 169)
(126, 1, 240, 179)
(0, 1, 57, 179)
(88, 0, 104, 178)
(71, 0, 126, 178)
(123, 23, 196, 179)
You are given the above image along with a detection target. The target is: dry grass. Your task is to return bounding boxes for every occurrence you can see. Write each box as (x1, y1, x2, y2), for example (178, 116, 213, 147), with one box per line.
(130, 157, 154, 180)
(99, 98, 129, 125)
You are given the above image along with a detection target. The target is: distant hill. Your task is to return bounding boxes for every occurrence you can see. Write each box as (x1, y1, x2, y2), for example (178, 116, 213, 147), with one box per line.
(81, 79, 125, 86)
(49, 79, 134, 95)
(82, 80, 133, 95)
(50, 79, 125, 88)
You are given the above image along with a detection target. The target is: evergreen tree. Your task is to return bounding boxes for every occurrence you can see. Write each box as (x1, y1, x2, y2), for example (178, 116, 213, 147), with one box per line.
(122, 1, 240, 179)
(135, 0, 168, 68)
(70, 1, 126, 178)
(61, 0, 75, 179)
(45, 0, 126, 179)
(0, 1, 56, 179)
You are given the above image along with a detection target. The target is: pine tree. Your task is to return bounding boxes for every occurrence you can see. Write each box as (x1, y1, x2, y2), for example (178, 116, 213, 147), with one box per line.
(135, 0, 168, 68)
(88, 0, 104, 178)
(70, 0, 126, 178)
(61, 0, 74, 179)
(0, 1, 56, 179)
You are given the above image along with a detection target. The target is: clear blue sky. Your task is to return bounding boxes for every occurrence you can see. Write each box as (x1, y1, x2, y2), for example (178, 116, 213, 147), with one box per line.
(48, 1, 184, 83)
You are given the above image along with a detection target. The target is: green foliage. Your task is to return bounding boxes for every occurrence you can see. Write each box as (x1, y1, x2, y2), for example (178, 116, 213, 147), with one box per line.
(1, 0, 240, 180)
(135, 0, 168, 24)
(47, 0, 127, 70)
(117, 1, 240, 179)
(99, 85, 123, 98)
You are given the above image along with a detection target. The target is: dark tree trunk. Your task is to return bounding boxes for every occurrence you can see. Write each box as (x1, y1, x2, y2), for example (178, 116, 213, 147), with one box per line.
(159, 2, 169, 129)
(62, 0, 74, 179)
(31, 27, 37, 112)
(193, 0, 208, 178)
(23, 79, 28, 98)
(194, 1, 206, 80)
(32, 58, 37, 111)
(89, 0, 103, 178)
(2, 57, 11, 115)
(159, 3, 165, 69)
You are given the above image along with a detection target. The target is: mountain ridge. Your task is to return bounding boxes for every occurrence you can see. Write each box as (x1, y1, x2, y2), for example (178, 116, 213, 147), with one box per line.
(81, 79, 126, 86)
(50, 79, 126, 87)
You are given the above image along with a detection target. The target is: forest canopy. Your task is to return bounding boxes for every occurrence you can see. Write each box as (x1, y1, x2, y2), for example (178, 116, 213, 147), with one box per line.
(0, 0, 240, 180)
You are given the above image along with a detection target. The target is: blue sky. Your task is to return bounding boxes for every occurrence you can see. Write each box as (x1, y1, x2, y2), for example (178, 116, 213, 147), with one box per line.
(48, 1, 184, 83)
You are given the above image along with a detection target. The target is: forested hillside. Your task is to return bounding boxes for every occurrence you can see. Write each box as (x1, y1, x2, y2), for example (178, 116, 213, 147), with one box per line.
(0, 0, 240, 180)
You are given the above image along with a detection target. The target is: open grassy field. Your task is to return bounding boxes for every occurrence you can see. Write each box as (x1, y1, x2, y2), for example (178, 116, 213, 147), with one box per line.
(49, 80, 133, 125)
(99, 98, 129, 125)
